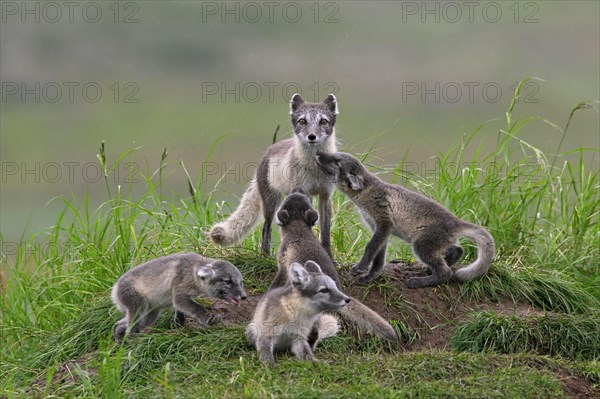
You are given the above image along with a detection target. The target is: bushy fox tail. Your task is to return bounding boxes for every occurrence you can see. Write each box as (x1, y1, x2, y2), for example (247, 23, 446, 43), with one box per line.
(452, 223, 496, 283)
(209, 178, 263, 246)
(337, 299, 398, 342)
(315, 314, 341, 342)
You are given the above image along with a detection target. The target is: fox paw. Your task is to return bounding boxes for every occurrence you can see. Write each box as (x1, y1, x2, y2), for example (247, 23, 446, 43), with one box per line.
(206, 314, 223, 326)
(209, 225, 227, 245)
(350, 263, 369, 276)
(356, 273, 377, 284)
(113, 323, 128, 343)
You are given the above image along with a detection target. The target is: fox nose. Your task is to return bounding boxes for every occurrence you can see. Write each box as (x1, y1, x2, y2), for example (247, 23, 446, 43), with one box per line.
(307, 134, 317, 141)
(344, 297, 351, 304)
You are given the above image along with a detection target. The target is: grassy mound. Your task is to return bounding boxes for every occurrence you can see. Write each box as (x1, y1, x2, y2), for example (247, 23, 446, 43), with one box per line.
(1, 80, 598, 398)
(451, 311, 600, 361)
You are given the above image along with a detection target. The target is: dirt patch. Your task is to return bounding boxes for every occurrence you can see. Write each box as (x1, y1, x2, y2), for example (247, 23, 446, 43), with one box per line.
(557, 370, 599, 399)
(212, 296, 258, 327)
(339, 262, 538, 351)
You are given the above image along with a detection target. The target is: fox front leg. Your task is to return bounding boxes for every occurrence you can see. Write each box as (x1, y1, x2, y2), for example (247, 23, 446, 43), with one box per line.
(257, 336, 276, 366)
(351, 226, 391, 281)
(172, 295, 218, 326)
(318, 191, 333, 257)
(291, 338, 317, 363)
(358, 241, 388, 284)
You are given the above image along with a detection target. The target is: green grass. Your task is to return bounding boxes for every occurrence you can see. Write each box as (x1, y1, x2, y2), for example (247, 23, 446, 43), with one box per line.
(451, 311, 600, 361)
(1, 79, 599, 398)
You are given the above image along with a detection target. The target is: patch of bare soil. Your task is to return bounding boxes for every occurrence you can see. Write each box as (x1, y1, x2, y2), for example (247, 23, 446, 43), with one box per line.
(211, 296, 259, 327)
(341, 262, 547, 350)
(557, 370, 599, 399)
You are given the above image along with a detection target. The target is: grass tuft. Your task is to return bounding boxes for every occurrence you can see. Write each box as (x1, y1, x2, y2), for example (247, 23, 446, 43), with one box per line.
(451, 311, 600, 361)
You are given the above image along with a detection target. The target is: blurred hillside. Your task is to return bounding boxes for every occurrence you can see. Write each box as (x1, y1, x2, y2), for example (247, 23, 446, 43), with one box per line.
(1, 1, 598, 242)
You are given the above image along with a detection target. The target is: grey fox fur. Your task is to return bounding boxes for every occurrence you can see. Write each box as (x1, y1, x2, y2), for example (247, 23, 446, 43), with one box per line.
(270, 192, 399, 342)
(246, 260, 350, 365)
(315, 152, 495, 288)
(209, 94, 339, 256)
(111, 253, 247, 342)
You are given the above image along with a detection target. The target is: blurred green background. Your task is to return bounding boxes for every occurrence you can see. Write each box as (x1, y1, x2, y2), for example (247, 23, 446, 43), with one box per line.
(1, 1, 598, 243)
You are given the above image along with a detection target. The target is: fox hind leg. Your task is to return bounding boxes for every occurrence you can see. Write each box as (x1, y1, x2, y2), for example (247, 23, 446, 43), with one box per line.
(444, 244, 464, 266)
(260, 190, 280, 256)
(408, 241, 453, 288)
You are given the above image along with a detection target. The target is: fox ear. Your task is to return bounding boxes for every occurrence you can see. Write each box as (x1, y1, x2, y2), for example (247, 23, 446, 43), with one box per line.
(290, 262, 310, 287)
(303, 260, 322, 274)
(290, 93, 305, 114)
(348, 174, 364, 191)
(316, 152, 337, 166)
(304, 209, 319, 227)
(323, 94, 339, 115)
(316, 153, 341, 178)
(197, 265, 215, 280)
(275, 209, 289, 226)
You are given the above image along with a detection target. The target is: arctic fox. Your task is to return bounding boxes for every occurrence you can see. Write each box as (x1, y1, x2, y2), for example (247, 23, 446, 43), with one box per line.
(111, 253, 247, 342)
(209, 94, 339, 257)
(316, 152, 495, 288)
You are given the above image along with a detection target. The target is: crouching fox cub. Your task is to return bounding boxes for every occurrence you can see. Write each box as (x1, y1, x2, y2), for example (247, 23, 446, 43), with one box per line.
(316, 152, 495, 288)
(111, 253, 247, 342)
(246, 261, 350, 365)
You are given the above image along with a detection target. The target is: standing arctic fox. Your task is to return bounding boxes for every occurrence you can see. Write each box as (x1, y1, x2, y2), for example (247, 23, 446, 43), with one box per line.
(270, 192, 399, 342)
(111, 253, 247, 342)
(246, 261, 350, 365)
(315, 152, 495, 288)
(209, 94, 339, 256)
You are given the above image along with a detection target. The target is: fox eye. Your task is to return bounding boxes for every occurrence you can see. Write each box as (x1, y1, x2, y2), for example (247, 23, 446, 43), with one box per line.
(319, 119, 329, 125)
(222, 278, 232, 284)
(298, 118, 307, 125)
(319, 288, 329, 293)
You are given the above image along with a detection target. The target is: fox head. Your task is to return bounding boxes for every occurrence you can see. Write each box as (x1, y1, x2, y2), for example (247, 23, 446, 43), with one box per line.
(289, 261, 350, 311)
(195, 260, 247, 305)
(315, 152, 366, 193)
(290, 93, 338, 146)
(275, 192, 319, 228)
